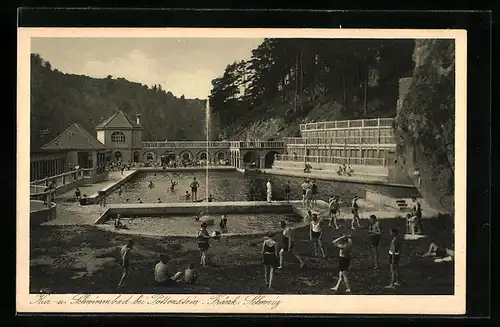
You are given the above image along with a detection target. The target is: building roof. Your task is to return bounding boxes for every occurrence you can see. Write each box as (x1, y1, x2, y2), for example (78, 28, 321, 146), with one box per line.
(95, 110, 142, 130)
(41, 123, 108, 151)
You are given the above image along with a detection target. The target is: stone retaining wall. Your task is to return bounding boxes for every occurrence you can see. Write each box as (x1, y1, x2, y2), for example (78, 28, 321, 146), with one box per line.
(95, 201, 296, 224)
(30, 200, 57, 226)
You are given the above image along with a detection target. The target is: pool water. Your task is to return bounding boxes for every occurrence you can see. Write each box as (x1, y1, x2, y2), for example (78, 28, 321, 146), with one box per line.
(106, 171, 380, 204)
(105, 213, 304, 236)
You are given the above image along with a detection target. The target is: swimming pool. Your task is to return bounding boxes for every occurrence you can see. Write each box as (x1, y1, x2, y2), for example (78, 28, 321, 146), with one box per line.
(103, 212, 304, 236)
(105, 170, 410, 204)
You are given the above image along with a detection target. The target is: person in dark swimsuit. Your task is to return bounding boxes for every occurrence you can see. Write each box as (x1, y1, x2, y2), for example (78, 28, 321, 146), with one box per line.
(118, 240, 134, 287)
(219, 215, 228, 233)
(170, 180, 178, 192)
(114, 213, 127, 229)
(100, 191, 108, 206)
(190, 177, 199, 201)
(74, 188, 81, 201)
(311, 180, 318, 204)
(351, 196, 361, 230)
(262, 232, 279, 289)
(368, 215, 381, 270)
(331, 234, 353, 292)
(278, 220, 305, 269)
(283, 181, 291, 203)
(412, 198, 423, 233)
(197, 222, 211, 267)
(386, 228, 402, 288)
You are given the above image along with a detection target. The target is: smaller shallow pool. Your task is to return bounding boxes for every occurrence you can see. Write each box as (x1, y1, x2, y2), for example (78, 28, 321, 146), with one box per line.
(104, 213, 304, 237)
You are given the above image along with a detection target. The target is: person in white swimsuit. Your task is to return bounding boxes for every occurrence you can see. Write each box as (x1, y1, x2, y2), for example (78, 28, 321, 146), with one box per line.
(278, 220, 305, 269)
(310, 213, 326, 258)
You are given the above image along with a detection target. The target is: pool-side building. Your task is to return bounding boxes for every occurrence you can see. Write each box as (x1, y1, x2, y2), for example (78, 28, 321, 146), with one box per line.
(31, 123, 110, 182)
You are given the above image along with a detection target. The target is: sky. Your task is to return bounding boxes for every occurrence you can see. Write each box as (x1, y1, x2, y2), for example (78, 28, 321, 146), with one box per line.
(31, 38, 264, 99)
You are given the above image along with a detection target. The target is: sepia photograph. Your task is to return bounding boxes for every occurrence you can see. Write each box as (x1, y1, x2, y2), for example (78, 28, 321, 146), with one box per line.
(17, 28, 466, 314)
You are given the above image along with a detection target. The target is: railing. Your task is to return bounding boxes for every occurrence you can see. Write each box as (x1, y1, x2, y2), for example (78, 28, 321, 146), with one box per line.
(30, 168, 94, 194)
(142, 140, 286, 149)
(276, 154, 386, 166)
(284, 136, 396, 146)
(229, 141, 285, 149)
(300, 118, 394, 131)
(142, 141, 232, 148)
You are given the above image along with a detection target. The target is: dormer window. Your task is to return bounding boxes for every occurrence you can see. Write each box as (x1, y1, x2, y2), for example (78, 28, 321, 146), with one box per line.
(111, 132, 126, 143)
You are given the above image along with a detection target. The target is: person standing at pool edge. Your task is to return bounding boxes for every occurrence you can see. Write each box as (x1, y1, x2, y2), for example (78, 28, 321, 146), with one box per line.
(190, 177, 199, 202)
(311, 180, 318, 204)
(266, 179, 272, 203)
(283, 181, 291, 203)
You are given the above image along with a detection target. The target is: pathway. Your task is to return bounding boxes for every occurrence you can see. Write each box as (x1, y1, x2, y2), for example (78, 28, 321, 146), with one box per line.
(261, 168, 413, 187)
(57, 170, 135, 200)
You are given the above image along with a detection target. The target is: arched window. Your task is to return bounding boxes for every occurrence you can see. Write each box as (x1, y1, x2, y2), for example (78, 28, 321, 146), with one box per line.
(111, 132, 126, 143)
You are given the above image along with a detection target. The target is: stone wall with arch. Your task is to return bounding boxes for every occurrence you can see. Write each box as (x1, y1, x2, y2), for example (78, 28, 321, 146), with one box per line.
(196, 150, 210, 161)
(179, 150, 194, 161)
(143, 151, 156, 162)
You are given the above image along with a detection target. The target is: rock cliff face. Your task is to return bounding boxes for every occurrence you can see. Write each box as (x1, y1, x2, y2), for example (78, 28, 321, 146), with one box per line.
(394, 39, 455, 213)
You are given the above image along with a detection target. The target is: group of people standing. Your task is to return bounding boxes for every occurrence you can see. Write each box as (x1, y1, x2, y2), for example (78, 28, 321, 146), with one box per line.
(260, 213, 404, 291)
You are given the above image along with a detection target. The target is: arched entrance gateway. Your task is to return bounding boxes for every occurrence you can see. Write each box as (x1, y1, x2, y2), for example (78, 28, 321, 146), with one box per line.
(143, 151, 156, 162)
(161, 151, 176, 165)
(243, 151, 260, 168)
(179, 150, 193, 162)
(133, 151, 140, 162)
(215, 151, 226, 164)
(264, 151, 278, 168)
(197, 150, 210, 162)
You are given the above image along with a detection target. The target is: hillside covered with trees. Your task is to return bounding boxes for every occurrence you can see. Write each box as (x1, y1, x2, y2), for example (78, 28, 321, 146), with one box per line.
(209, 38, 456, 213)
(208, 38, 415, 140)
(30, 53, 207, 151)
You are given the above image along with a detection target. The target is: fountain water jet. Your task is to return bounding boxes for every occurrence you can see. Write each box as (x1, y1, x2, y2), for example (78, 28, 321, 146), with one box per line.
(205, 99, 210, 213)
